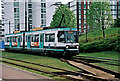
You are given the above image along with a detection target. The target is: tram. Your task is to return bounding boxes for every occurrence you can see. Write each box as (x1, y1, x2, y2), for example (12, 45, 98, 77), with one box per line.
(4, 28, 79, 56)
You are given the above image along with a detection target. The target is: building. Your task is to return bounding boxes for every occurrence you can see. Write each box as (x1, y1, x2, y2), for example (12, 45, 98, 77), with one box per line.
(0, 20, 3, 40)
(68, 0, 120, 33)
(1, 0, 57, 34)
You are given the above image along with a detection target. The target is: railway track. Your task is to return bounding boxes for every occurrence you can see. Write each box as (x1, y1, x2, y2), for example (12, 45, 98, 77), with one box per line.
(60, 57, 120, 81)
(0, 56, 90, 81)
(73, 56, 120, 66)
(1, 56, 120, 81)
(1, 56, 118, 81)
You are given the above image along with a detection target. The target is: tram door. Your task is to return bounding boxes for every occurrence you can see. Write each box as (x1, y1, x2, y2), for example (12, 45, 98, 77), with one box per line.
(27, 35, 31, 48)
(39, 34, 44, 48)
(18, 36, 21, 47)
(9, 37, 12, 47)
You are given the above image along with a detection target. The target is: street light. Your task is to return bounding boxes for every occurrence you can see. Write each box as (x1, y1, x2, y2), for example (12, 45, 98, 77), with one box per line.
(76, 0, 79, 35)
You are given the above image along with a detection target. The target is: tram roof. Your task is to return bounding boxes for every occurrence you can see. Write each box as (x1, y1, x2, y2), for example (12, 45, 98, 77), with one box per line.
(5, 28, 77, 36)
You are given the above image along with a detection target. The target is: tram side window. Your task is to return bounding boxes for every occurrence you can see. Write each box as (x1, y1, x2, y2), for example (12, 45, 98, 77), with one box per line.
(40, 34, 43, 42)
(45, 34, 55, 42)
(21, 36, 22, 42)
(31, 35, 39, 42)
(31, 35, 35, 42)
(6, 37, 10, 42)
(13, 36, 17, 42)
(26, 35, 27, 42)
(58, 31, 65, 42)
(35, 35, 39, 42)
(26, 35, 31, 42)
(28, 35, 31, 42)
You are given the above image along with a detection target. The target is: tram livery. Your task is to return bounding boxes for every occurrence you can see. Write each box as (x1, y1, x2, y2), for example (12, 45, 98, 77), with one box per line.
(4, 28, 79, 56)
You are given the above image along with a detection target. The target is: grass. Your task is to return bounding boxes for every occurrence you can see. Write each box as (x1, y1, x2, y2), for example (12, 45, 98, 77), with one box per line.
(77, 51, 119, 72)
(79, 27, 119, 43)
(2, 62, 71, 81)
(77, 51, 119, 59)
(94, 63, 119, 72)
(2, 52, 79, 81)
(2, 52, 79, 71)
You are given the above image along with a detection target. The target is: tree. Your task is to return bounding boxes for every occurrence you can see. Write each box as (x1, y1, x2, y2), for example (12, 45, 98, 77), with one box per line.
(86, 1, 113, 38)
(114, 18, 120, 27)
(50, 5, 76, 28)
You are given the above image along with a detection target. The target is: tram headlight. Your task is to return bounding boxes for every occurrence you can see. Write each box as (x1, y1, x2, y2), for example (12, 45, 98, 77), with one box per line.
(66, 46, 69, 49)
(76, 46, 79, 49)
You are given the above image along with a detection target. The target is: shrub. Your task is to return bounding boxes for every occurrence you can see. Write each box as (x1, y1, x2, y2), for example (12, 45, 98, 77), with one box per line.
(79, 37, 119, 53)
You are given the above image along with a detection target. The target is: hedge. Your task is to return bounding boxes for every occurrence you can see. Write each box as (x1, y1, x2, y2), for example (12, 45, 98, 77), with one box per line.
(79, 37, 119, 53)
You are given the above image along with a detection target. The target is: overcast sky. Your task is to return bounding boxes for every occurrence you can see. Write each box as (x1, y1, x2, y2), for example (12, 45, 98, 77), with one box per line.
(58, 0, 73, 4)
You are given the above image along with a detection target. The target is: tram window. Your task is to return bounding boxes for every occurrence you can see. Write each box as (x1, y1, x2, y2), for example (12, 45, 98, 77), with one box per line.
(10, 37, 12, 42)
(12, 37, 14, 42)
(31, 35, 34, 42)
(21, 36, 22, 42)
(35, 35, 39, 42)
(45, 34, 49, 42)
(13, 36, 17, 42)
(58, 31, 65, 42)
(28, 35, 31, 42)
(40, 34, 43, 42)
(26, 35, 27, 42)
(45, 34, 55, 42)
(6, 37, 9, 42)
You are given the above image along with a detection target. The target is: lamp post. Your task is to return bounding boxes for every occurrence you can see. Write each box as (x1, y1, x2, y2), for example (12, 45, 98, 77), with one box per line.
(77, 0, 79, 35)
(9, 21, 11, 34)
(25, 0, 27, 32)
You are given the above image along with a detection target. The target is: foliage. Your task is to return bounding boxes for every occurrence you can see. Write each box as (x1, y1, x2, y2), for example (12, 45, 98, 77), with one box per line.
(79, 27, 119, 43)
(79, 37, 119, 53)
(50, 5, 76, 28)
(113, 18, 120, 27)
(86, 1, 113, 38)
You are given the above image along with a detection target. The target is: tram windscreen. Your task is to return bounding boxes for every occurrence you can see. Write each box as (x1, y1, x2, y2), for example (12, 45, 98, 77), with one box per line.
(58, 31, 78, 43)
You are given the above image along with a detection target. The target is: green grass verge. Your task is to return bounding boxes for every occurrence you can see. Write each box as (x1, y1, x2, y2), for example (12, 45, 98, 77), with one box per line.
(93, 63, 119, 72)
(79, 27, 119, 43)
(77, 51, 119, 72)
(2, 52, 79, 71)
(77, 51, 119, 59)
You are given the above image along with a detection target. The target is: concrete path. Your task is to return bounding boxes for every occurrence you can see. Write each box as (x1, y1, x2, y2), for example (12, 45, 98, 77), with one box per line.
(0, 64, 57, 81)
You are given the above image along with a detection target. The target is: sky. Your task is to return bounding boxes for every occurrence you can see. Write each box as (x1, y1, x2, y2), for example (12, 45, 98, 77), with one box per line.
(58, 0, 73, 4)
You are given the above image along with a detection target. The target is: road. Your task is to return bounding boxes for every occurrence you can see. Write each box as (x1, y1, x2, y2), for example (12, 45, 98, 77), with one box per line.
(0, 64, 57, 81)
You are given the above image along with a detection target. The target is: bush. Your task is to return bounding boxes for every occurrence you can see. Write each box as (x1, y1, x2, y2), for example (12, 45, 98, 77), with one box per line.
(79, 37, 119, 53)
(113, 18, 120, 27)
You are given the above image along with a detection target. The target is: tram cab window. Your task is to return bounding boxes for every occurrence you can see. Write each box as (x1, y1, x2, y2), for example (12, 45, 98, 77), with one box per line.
(58, 31, 65, 42)
(45, 34, 55, 42)
(58, 31, 78, 43)
(65, 31, 78, 43)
